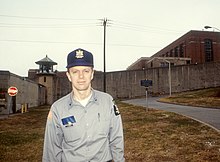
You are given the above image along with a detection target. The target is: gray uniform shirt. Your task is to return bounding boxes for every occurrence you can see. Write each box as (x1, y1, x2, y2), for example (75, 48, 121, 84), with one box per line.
(42, 89, 125, 162)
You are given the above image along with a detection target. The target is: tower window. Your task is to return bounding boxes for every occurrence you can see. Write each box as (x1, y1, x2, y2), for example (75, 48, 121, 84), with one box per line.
(44, 77, 46, 82)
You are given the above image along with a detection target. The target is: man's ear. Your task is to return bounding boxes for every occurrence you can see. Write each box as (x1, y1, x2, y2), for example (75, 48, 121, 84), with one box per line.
(66, 71, 72, 82)
(91, 69, 94, 80)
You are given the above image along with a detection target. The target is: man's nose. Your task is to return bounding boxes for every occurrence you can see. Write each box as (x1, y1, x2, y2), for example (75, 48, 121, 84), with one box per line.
(79, 71, 84, 78)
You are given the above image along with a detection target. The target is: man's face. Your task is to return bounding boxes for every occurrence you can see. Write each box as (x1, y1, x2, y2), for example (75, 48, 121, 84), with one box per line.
(66, 66, 94, 92)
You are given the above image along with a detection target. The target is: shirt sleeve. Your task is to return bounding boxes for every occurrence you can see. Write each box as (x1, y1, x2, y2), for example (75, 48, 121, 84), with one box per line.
(109, 99, 125, 162)
(42, 106, 63, 162)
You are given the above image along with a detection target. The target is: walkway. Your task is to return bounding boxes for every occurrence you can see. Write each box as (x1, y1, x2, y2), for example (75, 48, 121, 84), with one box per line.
(123, 97, 220, 131)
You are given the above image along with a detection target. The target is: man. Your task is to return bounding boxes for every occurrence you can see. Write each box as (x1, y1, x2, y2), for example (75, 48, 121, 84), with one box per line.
(42, 48, 125, 162)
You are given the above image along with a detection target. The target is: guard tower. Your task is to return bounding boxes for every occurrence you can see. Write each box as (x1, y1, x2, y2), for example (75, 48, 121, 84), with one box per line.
(35, 55, 57, 105)
(35, 55, 57, 74)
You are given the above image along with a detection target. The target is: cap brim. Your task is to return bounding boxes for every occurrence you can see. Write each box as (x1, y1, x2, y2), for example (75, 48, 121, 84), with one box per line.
(66, 62, 94, 68)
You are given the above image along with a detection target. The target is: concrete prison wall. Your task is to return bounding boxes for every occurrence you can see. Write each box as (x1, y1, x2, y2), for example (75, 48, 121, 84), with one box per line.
(92, 62, 220, 98)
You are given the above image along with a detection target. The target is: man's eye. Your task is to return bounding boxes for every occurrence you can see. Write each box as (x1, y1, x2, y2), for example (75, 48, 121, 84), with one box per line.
(84, 69, 90, 73)
(72, 71, 78, 74)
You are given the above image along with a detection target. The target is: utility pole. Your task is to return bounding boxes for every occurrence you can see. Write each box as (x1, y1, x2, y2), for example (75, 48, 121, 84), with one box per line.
(103, 18, 107, 92)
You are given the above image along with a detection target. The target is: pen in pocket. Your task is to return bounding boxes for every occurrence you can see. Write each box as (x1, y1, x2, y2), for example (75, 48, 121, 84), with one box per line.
(98, 113, 100, 122)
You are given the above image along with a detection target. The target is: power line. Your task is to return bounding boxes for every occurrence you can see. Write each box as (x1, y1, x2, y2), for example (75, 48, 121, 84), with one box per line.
(0, 14, 183, 34)
(0, 15, 179, 50)
(0, 14, 96, 21)
(0, 39, 101, 45)
(0, 39, 161, 48)
(0, 23, 99, 28)
(0, 22, 98, 26)
(109, 43, 161, 48)
(112, 20, 183, 33)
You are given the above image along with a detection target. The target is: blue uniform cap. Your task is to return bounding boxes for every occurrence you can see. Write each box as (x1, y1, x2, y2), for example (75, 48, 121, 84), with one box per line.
(66, 48, 94, 68)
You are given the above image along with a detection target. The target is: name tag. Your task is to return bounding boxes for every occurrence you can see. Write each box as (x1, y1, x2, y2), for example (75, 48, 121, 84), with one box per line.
(62, 116, 76, 127)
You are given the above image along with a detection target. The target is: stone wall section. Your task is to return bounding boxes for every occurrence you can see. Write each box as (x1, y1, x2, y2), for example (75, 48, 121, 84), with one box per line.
(92, 62, 220, 98)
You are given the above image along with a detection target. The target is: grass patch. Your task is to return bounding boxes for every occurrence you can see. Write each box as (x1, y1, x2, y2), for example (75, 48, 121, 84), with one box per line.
(159, 87, 220, 108)
(119, 102, 220, 161)
(0, 103, 220, 161)
(0, 106, 48, 162)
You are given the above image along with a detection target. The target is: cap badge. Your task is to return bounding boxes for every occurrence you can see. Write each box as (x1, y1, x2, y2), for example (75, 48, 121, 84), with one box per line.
(75, 50, 84, 59)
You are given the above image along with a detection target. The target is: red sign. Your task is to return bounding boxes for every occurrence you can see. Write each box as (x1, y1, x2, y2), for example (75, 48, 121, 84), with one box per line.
(8, 86, 18, 96)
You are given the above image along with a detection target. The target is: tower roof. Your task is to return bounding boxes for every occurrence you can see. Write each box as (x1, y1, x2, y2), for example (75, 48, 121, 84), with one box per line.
(35, 55, 57, 65)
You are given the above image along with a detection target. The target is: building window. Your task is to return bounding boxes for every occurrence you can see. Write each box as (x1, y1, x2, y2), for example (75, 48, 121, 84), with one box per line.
(186, 60, 191, 64)
(204, 39, 213, 62)
(160, 62, 165, 67)
(44, 77, 46, 82)
(179, 44, 184, 57)
(160, 62, 169, 67)
(170, 49, 173, 57)
(174, 46, 178, 57)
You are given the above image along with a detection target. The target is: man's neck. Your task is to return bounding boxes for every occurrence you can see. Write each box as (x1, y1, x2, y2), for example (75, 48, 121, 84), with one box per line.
(73, 89, 92, 101)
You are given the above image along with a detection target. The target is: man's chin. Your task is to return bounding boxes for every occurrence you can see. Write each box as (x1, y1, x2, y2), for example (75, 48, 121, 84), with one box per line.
(76, 86, 90, 91)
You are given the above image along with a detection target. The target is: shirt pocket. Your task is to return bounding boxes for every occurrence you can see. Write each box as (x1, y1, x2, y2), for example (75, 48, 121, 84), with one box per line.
(62, 124, 82, 144)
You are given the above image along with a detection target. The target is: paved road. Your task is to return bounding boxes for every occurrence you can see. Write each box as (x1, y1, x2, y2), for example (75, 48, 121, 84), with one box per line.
(123, 97, 220, 132)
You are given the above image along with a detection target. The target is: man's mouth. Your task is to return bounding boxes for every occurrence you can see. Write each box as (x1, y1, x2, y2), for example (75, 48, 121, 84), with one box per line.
(78, 81, 85, 85)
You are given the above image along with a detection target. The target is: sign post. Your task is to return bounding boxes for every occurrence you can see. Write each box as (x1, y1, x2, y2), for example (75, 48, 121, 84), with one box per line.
(145, 87, 148, 110)
(140, 79, 152, 111)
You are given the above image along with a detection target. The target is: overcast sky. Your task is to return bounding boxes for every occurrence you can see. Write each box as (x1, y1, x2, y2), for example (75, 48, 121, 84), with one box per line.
(0, 0, 219, 76)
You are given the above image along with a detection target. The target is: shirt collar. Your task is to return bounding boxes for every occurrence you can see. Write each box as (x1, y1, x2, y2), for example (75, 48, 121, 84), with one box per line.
(90, 89, 99, 104)
(68, 89, 99, 109)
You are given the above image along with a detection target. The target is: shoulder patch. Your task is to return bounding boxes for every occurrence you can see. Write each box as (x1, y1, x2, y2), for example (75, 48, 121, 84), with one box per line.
(113, 105, 120, 116)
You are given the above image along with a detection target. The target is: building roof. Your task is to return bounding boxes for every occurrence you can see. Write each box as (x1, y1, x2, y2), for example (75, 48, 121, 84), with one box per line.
(35, 55, 57, 65)
(127, 57, 150, 70)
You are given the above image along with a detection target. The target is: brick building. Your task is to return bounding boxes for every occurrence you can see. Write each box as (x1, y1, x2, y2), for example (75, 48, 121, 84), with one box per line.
(152, 30, 220, 63)
(127, 30, 220, 70)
